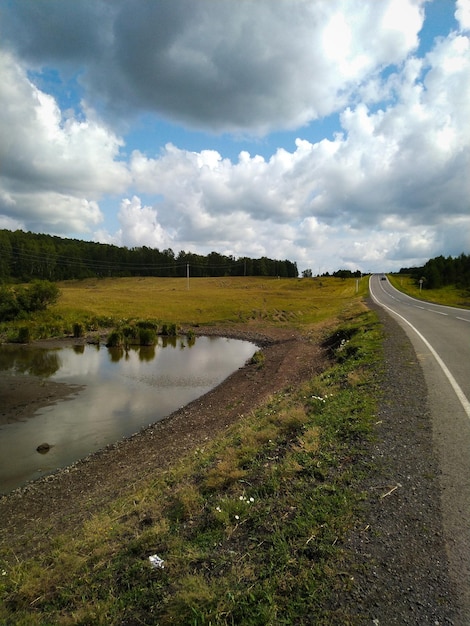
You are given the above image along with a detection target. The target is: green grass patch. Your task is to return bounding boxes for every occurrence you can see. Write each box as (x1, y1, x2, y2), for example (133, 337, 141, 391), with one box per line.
(388, 274, 470, 308)
(0, 311, 383, 625)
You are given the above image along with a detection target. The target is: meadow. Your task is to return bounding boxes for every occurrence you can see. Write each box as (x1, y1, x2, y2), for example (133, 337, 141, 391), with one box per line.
(388, 273, 470, 308)
(1, 276, 383, 624)
(1, 275, 369, 342)
(54, 275, 366, 326)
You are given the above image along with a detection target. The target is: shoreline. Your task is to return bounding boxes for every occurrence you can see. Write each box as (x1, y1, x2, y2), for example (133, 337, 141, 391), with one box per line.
(0, 324, 326, 561)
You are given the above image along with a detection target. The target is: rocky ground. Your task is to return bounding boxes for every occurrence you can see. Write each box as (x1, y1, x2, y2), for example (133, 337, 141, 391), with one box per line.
(0, 310, 461, 624)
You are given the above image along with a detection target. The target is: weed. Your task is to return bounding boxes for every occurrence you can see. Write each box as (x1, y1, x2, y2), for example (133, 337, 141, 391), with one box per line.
(17, 326, 31, 343)
(106, 329, 124, 348)
(250, 349, 265, 368)
(72, 322, 84, 338)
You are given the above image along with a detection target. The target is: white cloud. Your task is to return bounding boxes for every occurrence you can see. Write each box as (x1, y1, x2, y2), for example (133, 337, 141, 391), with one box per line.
(456, 0, 470, 31)
(116, 196, 171, 249)
(0, 1, 468, 273)
(0, 0, 426, 134)
(0, 51, 129, 234)
(116, 22, 470, 272)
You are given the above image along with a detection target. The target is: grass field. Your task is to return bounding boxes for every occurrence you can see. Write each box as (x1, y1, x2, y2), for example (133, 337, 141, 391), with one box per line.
(54, 275, 368, 325)
(1, 276, 382, 624)
(1, 275, 370, 341)
(388, 274, 470, 308)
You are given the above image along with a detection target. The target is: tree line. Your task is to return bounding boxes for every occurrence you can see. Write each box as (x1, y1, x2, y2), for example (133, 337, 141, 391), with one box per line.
(399, 253, 470, 290)
(0, 229, 298, 282)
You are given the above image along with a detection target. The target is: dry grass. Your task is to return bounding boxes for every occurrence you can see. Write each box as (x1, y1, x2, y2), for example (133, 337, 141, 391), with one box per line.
(52, 275, 369, 328)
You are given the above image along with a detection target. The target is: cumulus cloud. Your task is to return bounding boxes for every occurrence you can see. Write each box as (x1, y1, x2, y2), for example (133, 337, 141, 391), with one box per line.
(0, 51, 129, 234)
(115, 196, 172, 249)
(0, 0, 469, 272)
(0, 0, 425, 134)
(456, 0, 470, 30)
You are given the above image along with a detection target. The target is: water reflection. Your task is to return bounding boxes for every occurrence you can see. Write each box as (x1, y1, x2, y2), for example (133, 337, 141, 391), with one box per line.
(0, 336, 256, 493)
(0, 344, 62, 377)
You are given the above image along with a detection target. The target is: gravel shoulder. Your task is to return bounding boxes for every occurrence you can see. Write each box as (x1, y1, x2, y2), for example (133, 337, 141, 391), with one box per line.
(0, 312, 461, 624)
(340, 301, 459, 625)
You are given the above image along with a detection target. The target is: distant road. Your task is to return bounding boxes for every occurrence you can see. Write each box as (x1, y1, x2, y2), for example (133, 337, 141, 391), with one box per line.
(369, 273, 470, 623)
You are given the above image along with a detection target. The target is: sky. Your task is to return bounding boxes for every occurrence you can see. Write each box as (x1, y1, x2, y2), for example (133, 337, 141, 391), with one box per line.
(0, 0, 469, 275)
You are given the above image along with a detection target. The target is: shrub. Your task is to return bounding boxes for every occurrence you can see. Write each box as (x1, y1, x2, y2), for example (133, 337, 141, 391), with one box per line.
(17, 326, 32, 343)
(138, 328, 157, 346)
(106, 330, 124, 347)
(161, 322, 178, 336)
(18, 280, 60, 312)
(73, 323, 84, 338)
(0, 281, 60, 321)
(0, 285, 20, 321)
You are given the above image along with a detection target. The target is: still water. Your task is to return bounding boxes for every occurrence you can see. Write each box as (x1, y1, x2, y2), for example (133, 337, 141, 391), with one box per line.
(0, 336, 256, 493)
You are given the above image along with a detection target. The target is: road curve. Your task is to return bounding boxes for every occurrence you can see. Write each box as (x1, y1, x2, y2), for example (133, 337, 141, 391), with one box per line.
(369, 274, 470, 624)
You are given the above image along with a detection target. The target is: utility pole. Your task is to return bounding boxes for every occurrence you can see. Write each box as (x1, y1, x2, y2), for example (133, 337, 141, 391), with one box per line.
(187, 263, 190, 290)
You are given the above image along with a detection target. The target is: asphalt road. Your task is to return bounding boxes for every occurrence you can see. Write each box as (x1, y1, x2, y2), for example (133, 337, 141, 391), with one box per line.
(369, 273, 470, 624)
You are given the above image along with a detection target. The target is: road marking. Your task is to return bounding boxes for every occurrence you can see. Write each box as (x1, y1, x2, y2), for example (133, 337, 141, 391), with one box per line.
(457, 317, 470, 323)
(430, 310, 448, 316)
(370, 279, 470, 420)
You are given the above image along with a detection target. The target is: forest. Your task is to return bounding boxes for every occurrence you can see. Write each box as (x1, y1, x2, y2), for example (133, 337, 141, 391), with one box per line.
(0, 229, 298, 282)
(399, 253, 470, 290)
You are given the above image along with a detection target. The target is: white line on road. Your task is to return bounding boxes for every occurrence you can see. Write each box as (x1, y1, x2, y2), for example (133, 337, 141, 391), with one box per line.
(370, 281, 470, 420)
(457, 317, 470, 323)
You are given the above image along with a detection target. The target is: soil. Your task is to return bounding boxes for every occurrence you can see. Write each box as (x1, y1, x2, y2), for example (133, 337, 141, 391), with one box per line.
(0, 313, 460, 624)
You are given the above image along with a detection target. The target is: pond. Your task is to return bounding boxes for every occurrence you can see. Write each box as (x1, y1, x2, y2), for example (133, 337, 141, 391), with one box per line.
(0, 336, 257, 493)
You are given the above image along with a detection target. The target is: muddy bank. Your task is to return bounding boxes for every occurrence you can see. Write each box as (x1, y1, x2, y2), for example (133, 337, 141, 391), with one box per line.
(0, 373, 82, 426)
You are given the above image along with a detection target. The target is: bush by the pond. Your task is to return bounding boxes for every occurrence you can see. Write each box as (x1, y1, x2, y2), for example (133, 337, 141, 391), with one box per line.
(106, 326, 157, 347)
(0, 281, 60, 322)
(17, 326, 32, 343)
(138, 328, 157, 346)
(121, 325, 139, 342)
(106, 330, 124, 348)
(73, 322, 84, 338)
(161, 322, 178, 336)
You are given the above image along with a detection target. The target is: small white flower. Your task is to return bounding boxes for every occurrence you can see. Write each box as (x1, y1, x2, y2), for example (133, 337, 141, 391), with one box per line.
(249, 497, 255, 503)
(149, 554, 165, 570)
(216, 506, 222, 513)
(235, 515, 240, 520)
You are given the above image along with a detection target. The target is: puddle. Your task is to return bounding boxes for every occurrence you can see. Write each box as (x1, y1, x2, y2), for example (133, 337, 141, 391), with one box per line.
(0, 336, 257, 492)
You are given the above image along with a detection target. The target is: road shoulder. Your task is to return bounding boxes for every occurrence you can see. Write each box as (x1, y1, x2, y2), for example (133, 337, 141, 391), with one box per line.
(338, 301, 459, 624)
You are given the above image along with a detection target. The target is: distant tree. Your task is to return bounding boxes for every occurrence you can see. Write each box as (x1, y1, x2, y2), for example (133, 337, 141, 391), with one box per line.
(0, 229, 300, 281)
(302, 268, 313, 278)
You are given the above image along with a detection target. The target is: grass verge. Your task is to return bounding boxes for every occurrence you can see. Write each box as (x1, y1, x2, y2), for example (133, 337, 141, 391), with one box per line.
(388, 274, 470, 308)
(0, 310, 382, 625)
